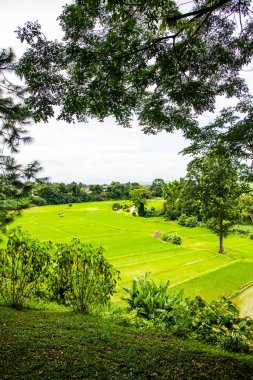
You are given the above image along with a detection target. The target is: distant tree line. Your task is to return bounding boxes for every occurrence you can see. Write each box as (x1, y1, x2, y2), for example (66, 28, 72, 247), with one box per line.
(31, 181, 160, 206)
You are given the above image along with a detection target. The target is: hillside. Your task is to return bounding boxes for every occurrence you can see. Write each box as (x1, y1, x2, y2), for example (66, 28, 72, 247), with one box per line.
(1, 306, 253, 379)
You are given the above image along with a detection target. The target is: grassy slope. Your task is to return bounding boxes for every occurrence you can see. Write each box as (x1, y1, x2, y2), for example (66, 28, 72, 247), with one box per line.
(11, 201, 253, 302)
(1, 306, 253, 380)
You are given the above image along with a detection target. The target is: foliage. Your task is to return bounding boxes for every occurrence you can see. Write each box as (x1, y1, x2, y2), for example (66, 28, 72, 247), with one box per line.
(0, 226, 119, 312)
(129, 185, 150, 216)
(112, 202, 122, 211)
(240, 193, 253, 223)
(178, 214, 199, 227)
(0, 227, 50, 308)
(0, 48, 44, 228)
(49, 239, 120, 312)
(16, 1, 253, 158)
(177, 159, 202, 219)
(228, 226, 249, 236)
(123, 274, 253, 353)
(150, 178, 165, 197)
(163, 180, 183, 220)
(145, 206, 158, 217)
(161, 232, 171, 242)
(200, 152, 243, 253)
(33, 181, 142, 205)
(122, 273, 173, 319)
(154, 231, 182, 245)
(162, 296, 253, 353)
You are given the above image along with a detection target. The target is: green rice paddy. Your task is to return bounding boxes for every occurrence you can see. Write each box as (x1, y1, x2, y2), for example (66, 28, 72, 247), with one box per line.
(12, 200, 253, 306)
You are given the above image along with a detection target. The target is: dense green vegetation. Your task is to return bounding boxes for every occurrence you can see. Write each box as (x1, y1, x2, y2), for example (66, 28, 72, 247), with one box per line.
(10, 200, 253, 304)
(0, 48, 43, 229)
(31, 181, 143, 205)
(2, 1, 253, 376)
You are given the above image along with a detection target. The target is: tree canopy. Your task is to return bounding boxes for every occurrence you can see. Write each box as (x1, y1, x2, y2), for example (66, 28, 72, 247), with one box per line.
(16, 0, 253, 156)
(0, 48, 42, 228)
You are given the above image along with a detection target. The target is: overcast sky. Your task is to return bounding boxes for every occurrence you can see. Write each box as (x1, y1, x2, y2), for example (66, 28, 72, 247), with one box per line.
(1, 0, 252, 184)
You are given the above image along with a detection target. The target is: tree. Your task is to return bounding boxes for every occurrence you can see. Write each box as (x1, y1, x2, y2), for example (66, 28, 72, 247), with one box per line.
(240, 193, 253, 223)
(129, 185, 150, 216)
(0, 48, 42, 229)
(16, 1, 253, 153)
(162, 180, 183, 220)
(199, 152, 243, 253)
(178, 159, 203, 218)
(150, 178, 165, 197)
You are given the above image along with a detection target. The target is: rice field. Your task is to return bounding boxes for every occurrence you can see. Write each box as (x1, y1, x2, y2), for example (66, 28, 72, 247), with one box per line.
(11, 200, 253, 305)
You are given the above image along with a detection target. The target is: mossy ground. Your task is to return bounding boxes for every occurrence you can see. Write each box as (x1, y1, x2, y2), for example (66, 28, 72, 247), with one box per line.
(1, 306, 253, 379)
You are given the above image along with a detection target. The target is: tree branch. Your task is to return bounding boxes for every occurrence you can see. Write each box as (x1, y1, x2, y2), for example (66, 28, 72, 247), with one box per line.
(165, 0, 231, 23)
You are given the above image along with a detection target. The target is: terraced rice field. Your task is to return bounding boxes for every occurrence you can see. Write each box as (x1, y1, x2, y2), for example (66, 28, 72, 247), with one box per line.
(11, 201, 253, 304)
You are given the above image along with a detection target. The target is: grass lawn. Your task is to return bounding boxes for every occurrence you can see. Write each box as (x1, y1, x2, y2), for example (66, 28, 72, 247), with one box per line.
(1, 306, 253, 379)
(11, 200, 253, 304)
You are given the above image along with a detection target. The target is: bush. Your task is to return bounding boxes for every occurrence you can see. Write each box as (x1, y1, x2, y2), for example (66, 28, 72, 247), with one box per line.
(112, 202, 122, 211)
(161, 232, 171, 242)
(178, 214, 187, 226)
(178, 214, 198, 227)
(0, 227, 50, 308)
(229, 226, 249, 236)
(170, 233, 182, 245)
(122, 273, 178, 319)
(165, 208, 181, 221)
(0, 228, 120, 313)
(30, 196, 47, 206)
(49, 239, 120, 312)
(122, 203, 130, 212)
(123, 274, 253, 353)
(145, 207, 159, 217)
(161, 232, 182, 245)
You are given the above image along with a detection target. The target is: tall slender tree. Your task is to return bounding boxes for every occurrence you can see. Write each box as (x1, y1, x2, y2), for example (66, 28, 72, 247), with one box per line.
(0, 48, 42, 229)
(199, 152, 243, 253)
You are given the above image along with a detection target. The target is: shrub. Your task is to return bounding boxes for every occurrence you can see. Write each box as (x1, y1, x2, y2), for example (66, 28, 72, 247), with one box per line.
(186, 216, 198, 227)
(161, 232, 171, 242)
(30, 196, 47, 206)
(161, 232, 182, 245)
(49, 239, 120, 312)
(229, 226, 248, 236)
(178, 214, 198, 227)
(122, 273, 181, 319)
(112, 202, 122, 211)
(170, 233, 182, 245)
(0, 227, 50, 308)
(123, 275, 253, 352)
(122, 203, 130, 211)
(178, 214, 187, 226)
(145, 207, 158, 217)
(165, 208, 181, 221)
